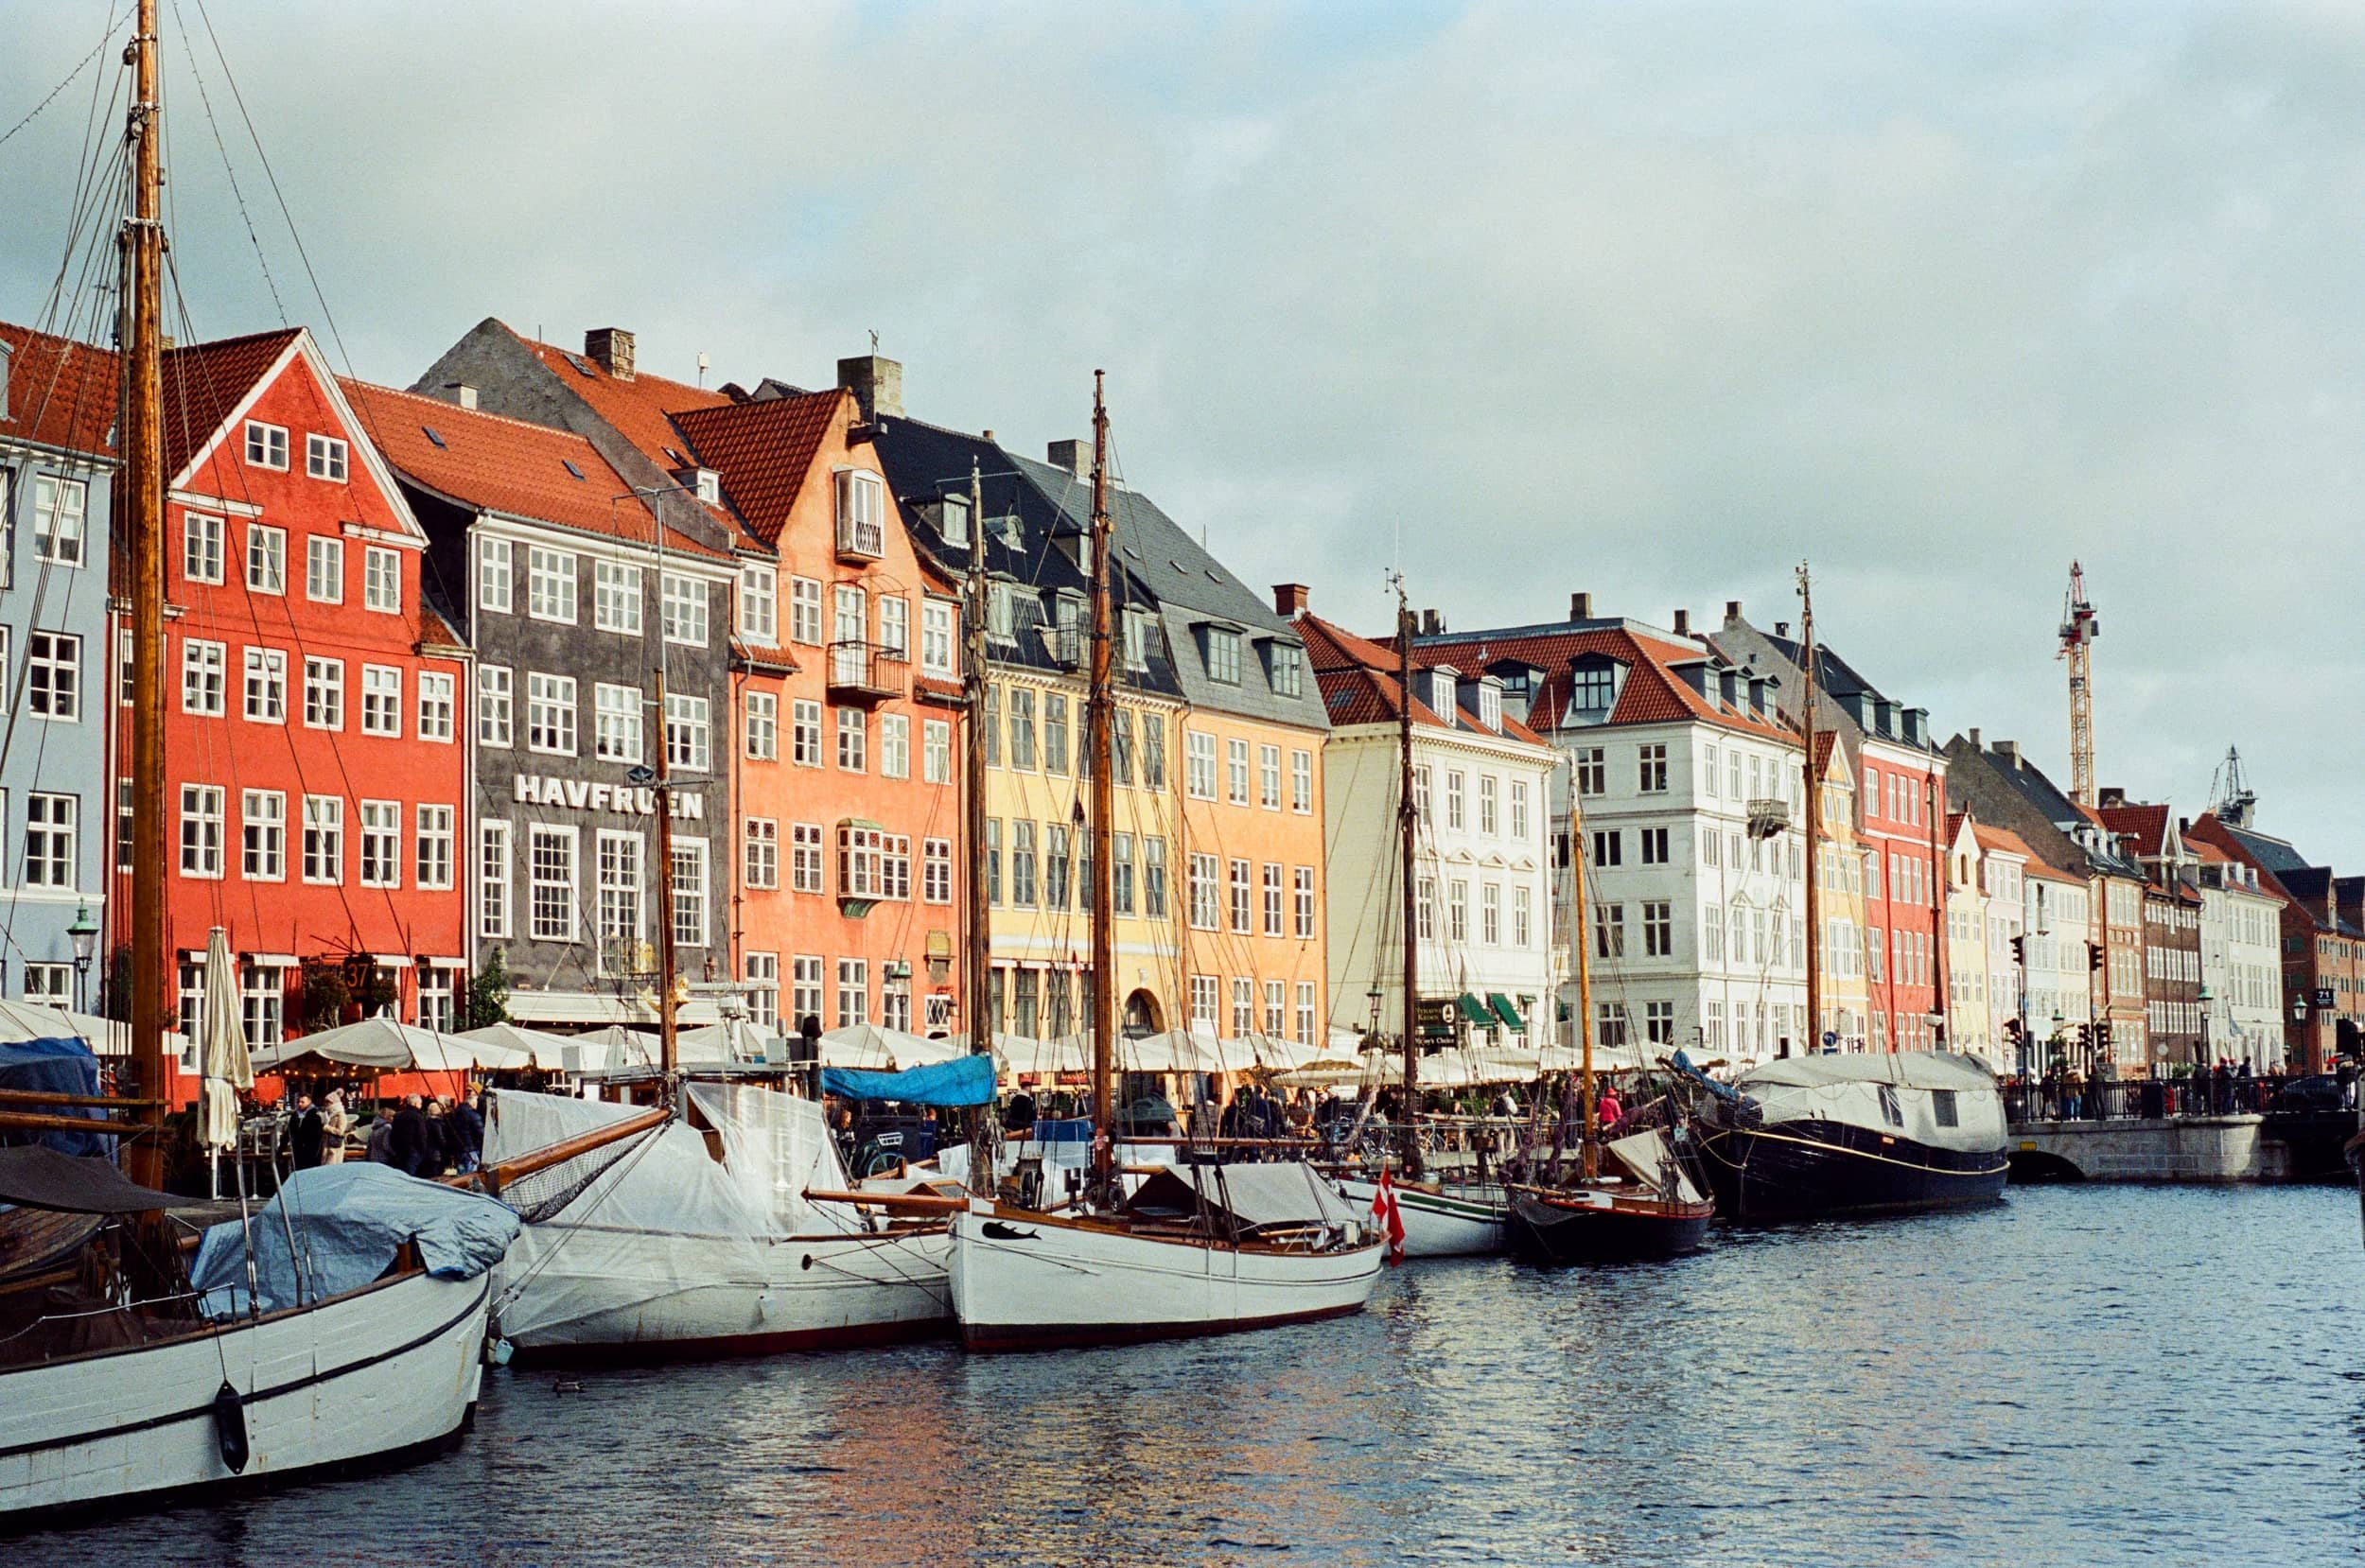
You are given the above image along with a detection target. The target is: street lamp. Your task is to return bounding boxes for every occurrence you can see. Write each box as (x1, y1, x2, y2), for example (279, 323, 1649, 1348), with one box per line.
(66, 902, 98, 1013)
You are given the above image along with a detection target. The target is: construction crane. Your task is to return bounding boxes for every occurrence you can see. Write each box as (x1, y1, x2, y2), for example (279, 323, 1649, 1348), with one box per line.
(2207, 744, 2255, 826)
(2058, 562, 2100, 808)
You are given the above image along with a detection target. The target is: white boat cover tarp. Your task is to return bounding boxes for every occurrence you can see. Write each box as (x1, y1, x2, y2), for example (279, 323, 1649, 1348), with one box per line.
(1128, 1161, 1359, 1231)
(190, 1162, 519, 1315)
(1736, 1051, 1998, 1094)
(1607, 1128, 1708, 1207)
(686, 1080, 860, 1236)
(1733, 1051, 2006, 1155)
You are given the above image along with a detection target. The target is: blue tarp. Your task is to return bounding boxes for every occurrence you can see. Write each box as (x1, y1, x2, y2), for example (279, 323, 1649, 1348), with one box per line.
(0, 1034, 109, 1156)
(191, 1161, 520, 1316)
(822, 1054, 996, 1107)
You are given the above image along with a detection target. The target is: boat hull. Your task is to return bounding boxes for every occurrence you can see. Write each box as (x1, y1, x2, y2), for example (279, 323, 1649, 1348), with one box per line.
(494, 1221, 953, 1362)
(1332, 1175, 1507, 1257)
(1702, 1120, 2008, 1222)
(950, 1207, 1384, 1351)
(1, 1269, 488, 1528)
(1506, 1189, 1713, 1263)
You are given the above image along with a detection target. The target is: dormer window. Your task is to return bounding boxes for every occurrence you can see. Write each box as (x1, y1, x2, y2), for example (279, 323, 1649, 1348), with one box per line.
(1477, 684, 1502, 732)
(1123, 609, 1154, 671)
(834, 468, 886, 559)
(1267, 642, 1305, 699)
(1428, 669, 1457, 717)
(988, 583, 1016, 641)
(1573, 665, 1615, 710)
(1204, 627, 1242, 684)
(695, 470, 720, 505)
(939, 493, 972, 548)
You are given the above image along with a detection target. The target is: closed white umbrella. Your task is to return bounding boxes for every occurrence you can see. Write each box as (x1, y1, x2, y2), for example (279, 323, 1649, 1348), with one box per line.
(198, 928, 251, 1198)
(819, 1021, 964, 1071)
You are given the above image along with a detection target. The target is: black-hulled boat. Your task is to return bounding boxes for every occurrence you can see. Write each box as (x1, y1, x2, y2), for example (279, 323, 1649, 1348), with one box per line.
(1691, 1051, 2009, 1222)
(1507, 1128, 1715, 1263)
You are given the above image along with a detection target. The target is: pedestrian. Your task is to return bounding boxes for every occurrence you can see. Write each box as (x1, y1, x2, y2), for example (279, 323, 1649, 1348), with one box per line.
(1598, 1084, 1623, 1133)
(364, 1106, 394, 1165)
(424, 1099, 452, 1176)
(389, 1092, 430, 1176)
(451, 1089, 485, 1174)
(321, 1089, 352, 1163)
(289, 1093, 324, 1170)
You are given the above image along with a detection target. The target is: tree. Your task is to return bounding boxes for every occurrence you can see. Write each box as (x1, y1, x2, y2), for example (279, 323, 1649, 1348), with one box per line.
(302, 968, 351, 1033)
(466, 948, 511, 1032)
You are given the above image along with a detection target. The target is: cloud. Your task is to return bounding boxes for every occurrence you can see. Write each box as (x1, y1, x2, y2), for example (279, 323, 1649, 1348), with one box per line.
(4, 0, 2359, 861)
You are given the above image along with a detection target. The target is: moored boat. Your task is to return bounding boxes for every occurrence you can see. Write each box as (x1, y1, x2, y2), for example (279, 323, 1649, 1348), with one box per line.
(1506, 1129, 1714, 1263)
(1331, 1173, 1505, 1257)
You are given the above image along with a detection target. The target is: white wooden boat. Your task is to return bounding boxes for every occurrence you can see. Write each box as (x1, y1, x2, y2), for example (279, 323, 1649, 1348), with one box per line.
(484, 1085, 950, 1360)
(951, 1164, 1384, 1350)
(1332, 1173, 1507, 1257)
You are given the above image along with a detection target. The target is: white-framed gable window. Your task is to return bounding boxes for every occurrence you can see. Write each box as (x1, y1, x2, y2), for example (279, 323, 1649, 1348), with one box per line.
(184, 513, 225, 585)
(363, 545, 401, 614)
(246, 523, 286, 594)
(31, 477, 85, 566)
(307, 535, 343, 603)
(244, 421, 289, 470)
(306, 433, 348, 482)
(834, 467, 885, 558)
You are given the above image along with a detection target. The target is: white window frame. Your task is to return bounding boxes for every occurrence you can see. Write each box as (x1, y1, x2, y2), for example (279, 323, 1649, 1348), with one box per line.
(246, 523, 287, 594)
(737, 565, 777, 646)
(359, 664, 402, 738)
(363, 545, 401, 614)
(594, 559, 642, 635)
(745, 691, 778, 760)
(476, 536, 510, 613)
(307, 534, 343, 603)
(302, 795, 343, 884)
(528, 546, 578, 624)
(244, 420, 289, 470)
(305, 432, 349, 482)
(478, 665, 512, 747)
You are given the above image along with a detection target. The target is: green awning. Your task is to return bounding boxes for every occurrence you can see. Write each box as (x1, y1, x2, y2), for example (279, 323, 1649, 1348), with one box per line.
(1487, 993, 1525, 1031)
(1455, 993, 1494, 1026)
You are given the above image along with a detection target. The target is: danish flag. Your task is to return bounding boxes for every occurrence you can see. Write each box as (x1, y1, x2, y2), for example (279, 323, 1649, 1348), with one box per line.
(1371, 1167, 1407, 1263)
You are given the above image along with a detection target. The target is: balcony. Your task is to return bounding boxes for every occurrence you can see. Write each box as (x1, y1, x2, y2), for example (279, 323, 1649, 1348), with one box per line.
(828, 639, 908, 705)
(1745, 796, 1791, 840)
(835, 515, 885, 563)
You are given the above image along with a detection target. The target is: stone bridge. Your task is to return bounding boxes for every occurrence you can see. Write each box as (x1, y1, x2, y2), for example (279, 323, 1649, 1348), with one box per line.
(2007, 1111, 2355, 1184)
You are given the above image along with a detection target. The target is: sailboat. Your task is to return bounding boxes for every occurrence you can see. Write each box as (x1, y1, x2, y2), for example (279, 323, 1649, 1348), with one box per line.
(947, 375, 1384, 1350)
(0, 9, 520, 1522)
(1329, 581, 1511, 1257)
(1503, 760, 1714, 1263)
(1688, 565, 2009, 1221)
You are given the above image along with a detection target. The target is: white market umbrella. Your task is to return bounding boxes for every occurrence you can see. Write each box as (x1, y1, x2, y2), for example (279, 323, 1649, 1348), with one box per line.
(820, 1021, 965, 1071)
(249, 1014, 524, 1075)
(674, 1018, 771, 1065)
(456, 1020, 576, 1071)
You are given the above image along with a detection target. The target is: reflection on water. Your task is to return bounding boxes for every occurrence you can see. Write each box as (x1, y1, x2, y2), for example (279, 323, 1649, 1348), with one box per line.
(23, 1186, 2365, 1567)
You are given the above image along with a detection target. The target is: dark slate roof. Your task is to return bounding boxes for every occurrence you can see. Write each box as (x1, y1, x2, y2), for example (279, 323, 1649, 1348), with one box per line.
(2222, 823, 2313, 879)
(1977, 744, 2146, 880)
(1759, 630, 1938, 755)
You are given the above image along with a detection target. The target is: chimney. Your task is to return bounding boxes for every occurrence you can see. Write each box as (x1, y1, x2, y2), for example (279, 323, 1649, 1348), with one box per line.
(1994, 740, 2022, 768)
(1968, 726, 1981, 751)
(443, 382, 478, 411)
(1724, 600, 1743, 624)
(1774, 620, 1790, 638)
(1673, 608, 1691, 636)
(836, 354, 903, 421)
(585, 327, 635, 381)
(1272, 583, 1311, 618)
(1420, 608, 1443, 636)
(1046, 438, 1090, 478)
(1569, 592, 1592, 620)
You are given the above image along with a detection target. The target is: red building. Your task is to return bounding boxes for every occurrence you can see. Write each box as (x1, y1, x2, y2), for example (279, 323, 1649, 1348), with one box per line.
(114, 328, 470, 1044)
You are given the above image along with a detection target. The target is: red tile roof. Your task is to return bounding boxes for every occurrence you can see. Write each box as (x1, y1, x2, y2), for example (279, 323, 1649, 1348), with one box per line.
(507, 324, 731, 467)
(2096, 803, 2171, 857)
(670, 391, 845, 547)
(1971, 823, 2039, 861)
(342, 380, 728, 559)
(0, 321, 117, 456)
(161, 328, 301, 481)
(1297, 613, 1545, 744)
(1417, 624, 1796, 742)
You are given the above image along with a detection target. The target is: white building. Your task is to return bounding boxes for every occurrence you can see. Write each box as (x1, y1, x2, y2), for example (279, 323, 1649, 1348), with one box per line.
(2193, 840, 2284, 1067)
(1301, 614, 1559, 1052)
(1418, 603, 1809, 1064)
(2022, 856, 2094, 1065)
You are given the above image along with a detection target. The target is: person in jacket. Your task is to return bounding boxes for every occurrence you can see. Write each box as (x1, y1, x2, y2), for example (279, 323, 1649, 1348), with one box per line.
(321, 1090, 352, 1164)
(289, 1093, 324, 1170)
(449, 1089, 485, 1174)
(364, 1108, 394, 1165)
(388, 1094, 430, 1176)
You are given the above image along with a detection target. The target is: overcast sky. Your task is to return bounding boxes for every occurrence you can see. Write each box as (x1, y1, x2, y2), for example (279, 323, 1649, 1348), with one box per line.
(5, 2, 2359, 862)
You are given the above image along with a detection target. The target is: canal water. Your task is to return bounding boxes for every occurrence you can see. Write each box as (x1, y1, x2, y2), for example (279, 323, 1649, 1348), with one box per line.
(26, 1184, 2365, 1566)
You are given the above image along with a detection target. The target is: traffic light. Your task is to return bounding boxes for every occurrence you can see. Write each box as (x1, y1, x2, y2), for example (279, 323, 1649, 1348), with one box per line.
(2089, 943, 2105, 973)
(2009, 934, 2025, 966)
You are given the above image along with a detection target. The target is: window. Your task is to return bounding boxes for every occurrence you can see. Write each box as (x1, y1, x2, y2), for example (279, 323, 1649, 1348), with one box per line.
(876, 712, 909, 780)
(744, 953, 780, 1031)
(476, 665, 510, 746)
(184, 513, 224, 584)
(1513, 885, 1532, 948)
(1638, 743, 1668, 793)
(834, 468, 886, 557)
(1445, 771, 1465, 828)
(475, 537, 508, 612)
(1592, 829, 1621, 868)
(921, 601, 955, 676)
(1594, 902, 1624, 959)
(739, 565, 777, 645)
(1877, 1083, 1903, 1128)
(1264, 862, 1286, 936)
(1264, 979, 1287, 1037)
(1510, 779, 1530, 841)
(1230, 858, 1253, 932)
(359, 800, 401, 888)
(528, 673, 576, 755)
(1573, 665, 1615, 710)
(417, 671, 454, 742)
(360, 665, 401, 737)
(1643, 900, 1673, 957)
(878, 596, 908, 660)
(182, 639, 226, 716)
(246, 524, 286, 593)
(1448, 880, 1469, 943)
(1144, 717, 1168, 790)
(666, 693, 710, 772)
(28, 632, 79, 721)
(1640, 827, 1670, 865)
(1269, 642, 1305, 698)
(792, 700, 822, 767)
(1010, 821, 1037, 907)
(1478, 775, 1498, 834)
(180, 785, 224, 877)
(662, 572, 708, 646)
(1008, 689, 1037, 769)
(480, 821, 512, 939)
(363, 546, 401, 614)
(1260, 745, 1282, 810)
(22, 964, 69, 1005)
(745, 691, 778, 760)
(1645, 1002, 1675, 1046)
(417, 804, 454, 889)
(528, 547, 577, 622)
(530, 826, 577, 941)
(923, 719, 951, 784)
(306, 432, 348, 481)
(1189, 852, 1220, 931)
(1105, 831, 1130, 915)
(240, 964, 287, 1047)
(923, 838, 953, 904)
(984, 819, 1001, 904)
(302, 795, 342, 883)
(841, 823, 887, 900)
(32, 476, 85, 565)
(1204, 627, 1241, 684)
(791, 956, 825, 1030)
(790, 577, 823, 644)
(672, 840, 708, 947)
(1296, 867, 1317, 938)
(1481, 883, 1500, 945)
(1040, 694, 1068, 776)
(835, 706, 866, 772)
(981, 687, 1001, 767)
(244, 420, 289, 469)
(791, 823, 825, 894)
(1145, 837, 1169, 918)
(1232, 978, 1254, 1037)
(595, 560, 642, 634)
(24, 793, 75, 888)
(1291, 750, 1313, 813)
(836, 957, 869, 1027)
(1574, 746, 1605, 795)
(1190, 975, 1219, 1030)
(1187, 730, 1217, 799)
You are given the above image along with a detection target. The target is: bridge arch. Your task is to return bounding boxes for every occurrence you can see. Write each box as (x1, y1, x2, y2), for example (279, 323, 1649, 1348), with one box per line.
(2008, 1148, 2087, 1184)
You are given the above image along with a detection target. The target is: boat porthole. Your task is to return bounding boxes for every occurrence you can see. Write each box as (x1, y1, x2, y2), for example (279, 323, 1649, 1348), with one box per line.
(801, 1254, 814, 1270)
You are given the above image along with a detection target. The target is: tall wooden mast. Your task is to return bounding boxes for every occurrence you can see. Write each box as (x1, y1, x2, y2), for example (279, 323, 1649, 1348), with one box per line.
(1573, 793, 1598, 1179)
(124, 0, 169, 1187)
(1796, 563, 1821, 1055)
(1085, 374, 1117, 1196)
(1394, 582, 1422, 1179)
(963, 462, 991, 1061)
(653, 663, 678, 1076)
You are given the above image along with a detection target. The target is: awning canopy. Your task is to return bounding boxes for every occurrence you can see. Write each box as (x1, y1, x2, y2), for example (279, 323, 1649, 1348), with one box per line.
(1487, 994, 1525, 1031)
(1455, 993, 1495, 1026)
